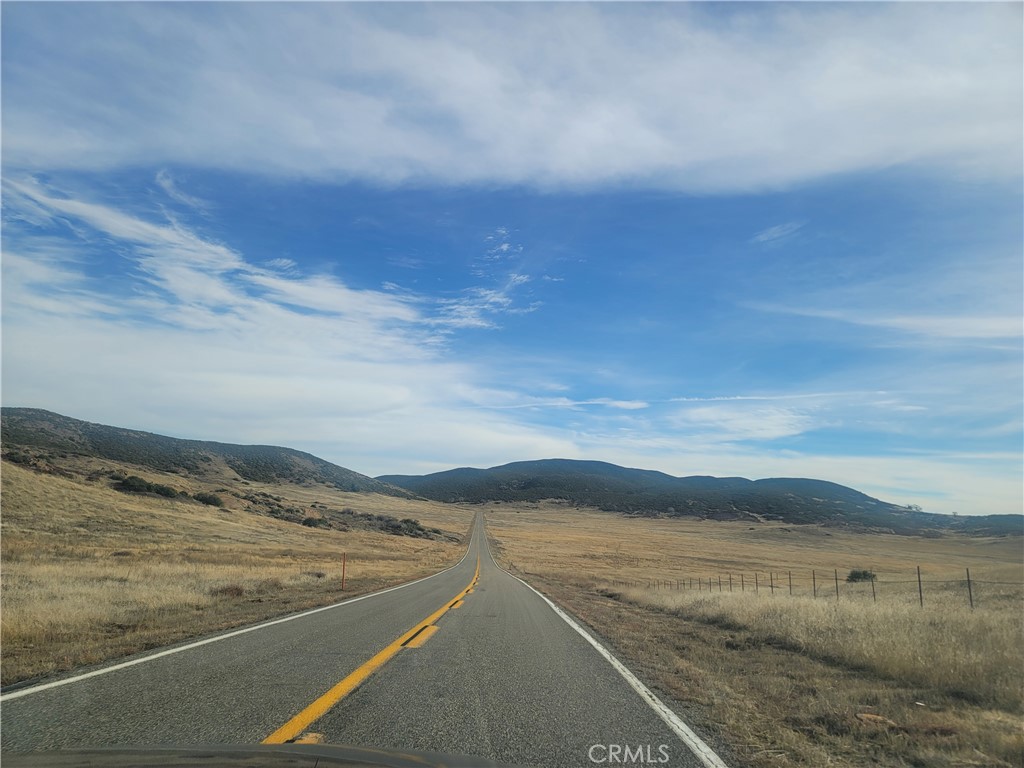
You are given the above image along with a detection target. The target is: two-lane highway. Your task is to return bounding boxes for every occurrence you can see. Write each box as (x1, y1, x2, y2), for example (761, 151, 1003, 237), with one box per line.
(1, 513, 726, 767)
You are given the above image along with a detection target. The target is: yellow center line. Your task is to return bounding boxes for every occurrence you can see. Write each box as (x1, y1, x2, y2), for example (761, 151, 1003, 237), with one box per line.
(262, 556, 480, 744)
(405, 625, 440, 648)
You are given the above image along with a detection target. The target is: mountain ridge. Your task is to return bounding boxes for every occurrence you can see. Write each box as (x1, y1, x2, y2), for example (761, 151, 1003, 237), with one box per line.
(4, 408, 1018, 536)
(380, 459, 1022, 536)
(1, 407, 412, 497)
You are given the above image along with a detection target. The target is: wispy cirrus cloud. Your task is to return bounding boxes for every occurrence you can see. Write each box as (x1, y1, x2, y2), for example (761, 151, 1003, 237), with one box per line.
(477, 397, 649, 411)
(443, 230, 539, 328)
(751, 221, 804, 244)
(155, 170, 209, 213)
(775, 308, 1021, 341)
(1, 180, 579, 468)
(437, 284, 540, 329)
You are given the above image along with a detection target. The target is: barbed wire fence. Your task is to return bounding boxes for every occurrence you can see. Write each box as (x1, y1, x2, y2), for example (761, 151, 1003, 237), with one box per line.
(605, 567, 1024, 609)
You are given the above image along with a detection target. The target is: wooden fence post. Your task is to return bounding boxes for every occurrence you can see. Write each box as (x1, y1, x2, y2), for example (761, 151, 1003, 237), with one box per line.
(788, 570, 793, 596)
(729, 573, 733, 592)
(834, 569, 840, 601)
(917, 566, 924, 608)
(812, 569, 817, 598)
(966, 568, 974, 609)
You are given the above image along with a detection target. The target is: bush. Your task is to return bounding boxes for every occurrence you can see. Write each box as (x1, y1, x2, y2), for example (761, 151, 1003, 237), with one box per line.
(301, 516, 324, 528)
(115, 475, 179, 498)
(193, 492, 224, 507)
(4, 451, 34, 465)
(846, 569, 877, 582)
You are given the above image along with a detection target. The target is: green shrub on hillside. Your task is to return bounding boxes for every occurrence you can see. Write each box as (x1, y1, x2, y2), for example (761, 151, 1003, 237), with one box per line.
(115, 475, 179, 498)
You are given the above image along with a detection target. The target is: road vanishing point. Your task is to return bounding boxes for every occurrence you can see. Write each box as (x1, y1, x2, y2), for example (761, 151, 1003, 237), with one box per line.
(1, 512, 727, 768)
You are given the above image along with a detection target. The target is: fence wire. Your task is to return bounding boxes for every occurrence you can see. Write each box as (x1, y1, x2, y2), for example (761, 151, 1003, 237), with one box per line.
(605, 568, 1024, 609)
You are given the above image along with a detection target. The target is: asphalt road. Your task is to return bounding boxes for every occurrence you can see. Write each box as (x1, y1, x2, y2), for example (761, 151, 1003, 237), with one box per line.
(1, 512, 722, 768)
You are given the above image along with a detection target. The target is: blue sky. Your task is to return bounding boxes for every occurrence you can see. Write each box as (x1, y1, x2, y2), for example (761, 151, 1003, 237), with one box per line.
(2, 3, 1021, 515)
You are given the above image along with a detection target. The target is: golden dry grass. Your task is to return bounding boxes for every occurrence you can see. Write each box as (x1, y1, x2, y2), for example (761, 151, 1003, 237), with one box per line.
(623, 588, 1023, 711)
(485, 502, 1024, 768)
(1, 461, 473, 684)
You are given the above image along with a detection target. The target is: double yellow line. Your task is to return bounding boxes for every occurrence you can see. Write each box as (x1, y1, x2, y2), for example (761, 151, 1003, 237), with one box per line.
(263, 556, 480, 744)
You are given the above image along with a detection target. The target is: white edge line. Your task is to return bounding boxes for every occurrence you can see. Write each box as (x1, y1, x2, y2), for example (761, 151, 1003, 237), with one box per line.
(0, 526, 475, 703)
(507, 572, 731, 768)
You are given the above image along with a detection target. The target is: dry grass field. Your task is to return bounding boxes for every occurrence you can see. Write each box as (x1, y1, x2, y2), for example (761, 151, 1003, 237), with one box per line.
(1, 461, 473, 685)
(485, 502, 1024, 768)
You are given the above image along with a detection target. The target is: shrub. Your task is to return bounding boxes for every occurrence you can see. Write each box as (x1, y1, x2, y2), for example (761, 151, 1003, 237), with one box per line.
(5, 451, 34, 465)
(117, 475, 151, 493)
(847, 569, 877, 583)
(115, 475, 179, 497)
(193, 492, 224, 507)
(301, 516, 324, 528)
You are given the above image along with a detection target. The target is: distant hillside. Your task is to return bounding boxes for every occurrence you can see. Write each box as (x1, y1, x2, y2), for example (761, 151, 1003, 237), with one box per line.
(1, 408, 412, 498)
(380, 459, 1022, 536)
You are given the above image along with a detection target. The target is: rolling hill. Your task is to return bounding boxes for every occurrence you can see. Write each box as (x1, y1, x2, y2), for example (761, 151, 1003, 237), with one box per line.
(1, 407, 411, 497)
(380, 459, 1022, 536)
(5, 409, 1017, 536)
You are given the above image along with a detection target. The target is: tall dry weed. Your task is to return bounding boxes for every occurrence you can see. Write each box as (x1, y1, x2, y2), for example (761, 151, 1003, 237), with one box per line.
(624, 587, 1023, 711)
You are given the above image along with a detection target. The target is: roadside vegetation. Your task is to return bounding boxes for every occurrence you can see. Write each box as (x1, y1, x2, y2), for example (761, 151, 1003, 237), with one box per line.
(486, 503, 1024, 768)
(0, 461, 471, 686)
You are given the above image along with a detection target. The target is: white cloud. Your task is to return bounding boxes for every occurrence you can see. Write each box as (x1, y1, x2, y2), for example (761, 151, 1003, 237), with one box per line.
(437, 277, 538, 329)
(155, 170, 209, 212)
(1, 184, 582, 472)
(757, 305, 1022, 341)
(477, 397, 650, 411)
(751, 221, 804, 244)
(3, 3, 1019, 191)
(670, 404, 817, 442)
